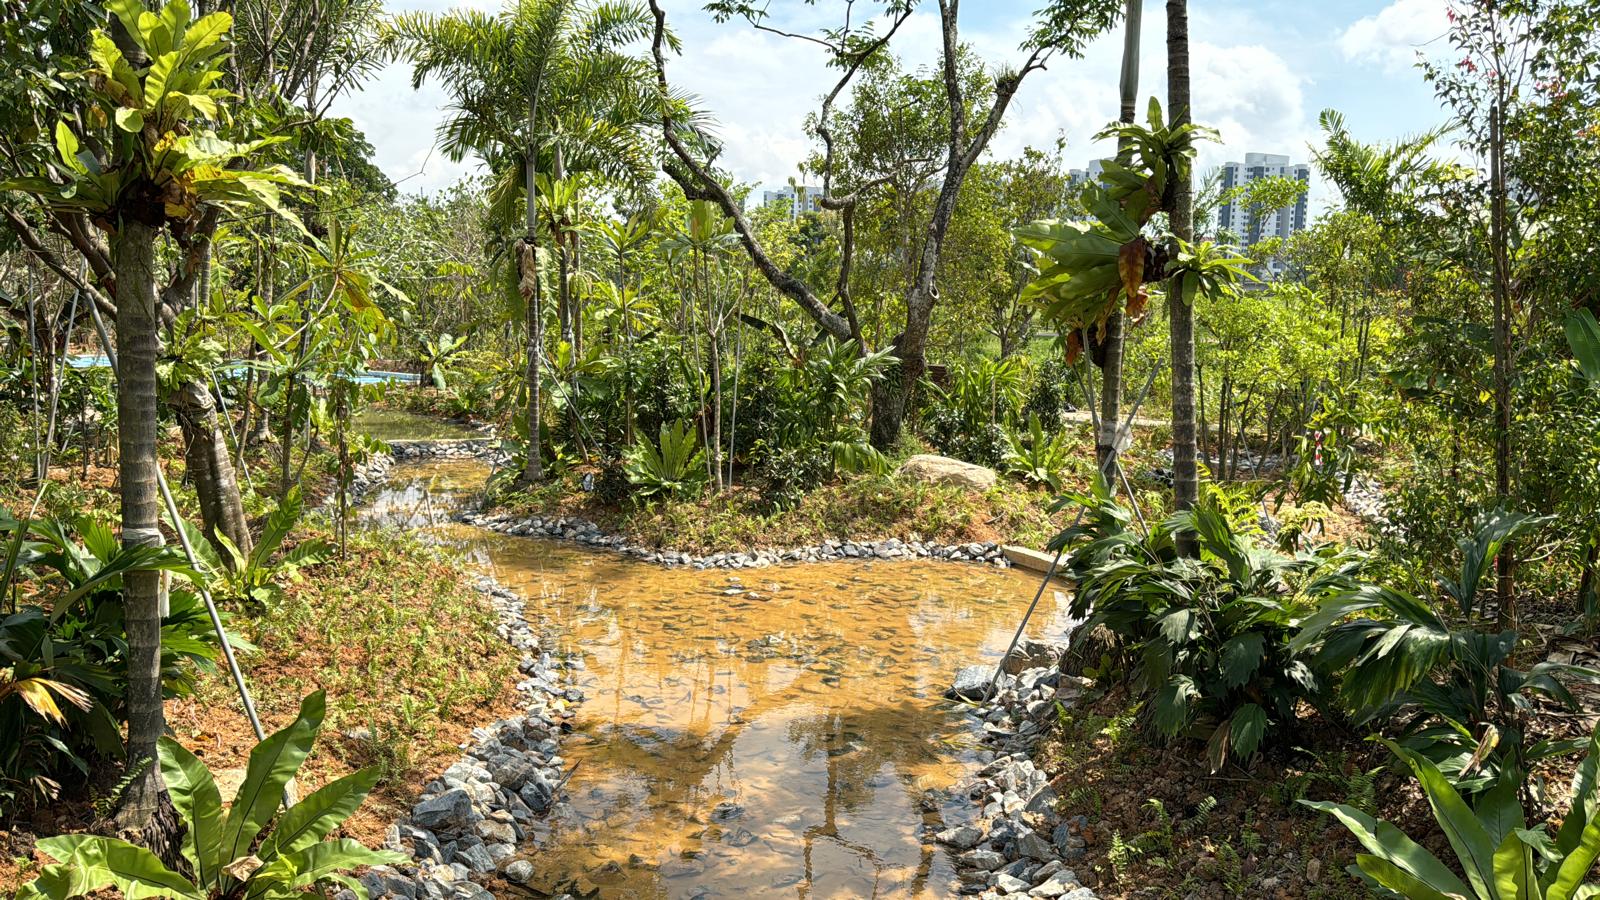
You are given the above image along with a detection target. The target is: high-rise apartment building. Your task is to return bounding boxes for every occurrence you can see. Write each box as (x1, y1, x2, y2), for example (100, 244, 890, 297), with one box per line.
(758, 184, 823, 219)
(1216, 153, 1310, 247)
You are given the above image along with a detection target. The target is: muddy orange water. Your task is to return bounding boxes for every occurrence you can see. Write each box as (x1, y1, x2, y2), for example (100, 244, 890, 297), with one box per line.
(361, 458, 1072, 899)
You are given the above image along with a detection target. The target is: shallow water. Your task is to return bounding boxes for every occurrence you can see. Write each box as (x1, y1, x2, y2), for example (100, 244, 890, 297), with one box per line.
(360, 457, 1072, 899)
(354, 408, 479, 442)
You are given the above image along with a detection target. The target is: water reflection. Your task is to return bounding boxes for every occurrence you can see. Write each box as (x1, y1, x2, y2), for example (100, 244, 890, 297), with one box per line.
(359, 459, 1072, 898)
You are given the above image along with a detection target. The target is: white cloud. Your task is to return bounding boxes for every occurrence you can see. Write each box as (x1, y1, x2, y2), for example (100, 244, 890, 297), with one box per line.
(1339, 0, 1449, 72)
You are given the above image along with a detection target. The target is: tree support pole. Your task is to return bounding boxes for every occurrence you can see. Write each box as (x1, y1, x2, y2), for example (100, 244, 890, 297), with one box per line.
(988, 362, 1162, 693)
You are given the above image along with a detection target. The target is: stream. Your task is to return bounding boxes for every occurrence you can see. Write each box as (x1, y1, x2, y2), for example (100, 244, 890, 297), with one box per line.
(358, 453, 1073, 899)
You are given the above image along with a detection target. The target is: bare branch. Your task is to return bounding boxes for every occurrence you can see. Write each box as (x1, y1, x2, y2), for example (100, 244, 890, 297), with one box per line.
(648, 0, 852, 341)
(2, 207, 117, 319)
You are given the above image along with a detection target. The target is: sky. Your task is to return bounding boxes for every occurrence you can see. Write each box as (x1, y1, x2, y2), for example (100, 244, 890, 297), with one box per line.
(329, 0, 1459, 208)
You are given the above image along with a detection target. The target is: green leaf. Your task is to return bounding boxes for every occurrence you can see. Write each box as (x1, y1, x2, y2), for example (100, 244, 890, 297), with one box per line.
(54, 121, 85, 174)
(157, 737, 225, 888)
(258, 767, 382, 862)
(143, 52, 178, 113)
(1492, 827, 1536, 900)
(25, 835, 203, 900)
(1228, 703, 1267, 761)
(1567, 309, 1600, 387)
(1152, 675, 1197, 736)
(115, 107, 145, 133)
(1387, 739, 1498, 899)
(1556, 723, 1600, 854)
(1353, 855, 1461, 900)
(105, 0, 150, 52)
(1547, 819, 1600, 900)
(249, 839, 404, 899)
(1219, 633, 1265, 689)
(1157, 608, 1198, 645)
(1299, 800, 1472, 895)
(219, 691, 326, 867)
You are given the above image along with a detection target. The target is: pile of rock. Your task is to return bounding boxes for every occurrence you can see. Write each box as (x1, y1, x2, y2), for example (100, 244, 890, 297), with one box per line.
(349, 577, 583, 900)
(937, 658, 1100, 899)
(1342, 474, 1393, 533)
(463, 511, 1012, 570)
(388, 438, 503, 461)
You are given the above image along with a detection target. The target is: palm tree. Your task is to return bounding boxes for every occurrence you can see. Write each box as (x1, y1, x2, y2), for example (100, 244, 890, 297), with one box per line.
(1166, 0, 1199, 552)
(4, 0, 310, 828)
(1097, 0, 1143, 474)
(390, 0, 661, 485)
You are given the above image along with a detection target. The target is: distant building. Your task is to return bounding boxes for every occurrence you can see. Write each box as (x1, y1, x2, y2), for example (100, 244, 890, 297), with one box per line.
(1216, 153, 1310, 247)
(758, 184, 823, 219)
(1067, 159, 1105, 191)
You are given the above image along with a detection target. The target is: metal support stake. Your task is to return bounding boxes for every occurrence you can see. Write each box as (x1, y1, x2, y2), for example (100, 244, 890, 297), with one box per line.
(88, 302, 268, 746)
(989, 362, 1163, 692)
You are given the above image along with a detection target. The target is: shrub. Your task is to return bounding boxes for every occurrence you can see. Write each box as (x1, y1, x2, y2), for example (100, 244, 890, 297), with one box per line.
(1303, 722, 1600, 899)
(1, 506, 233, 812)
(624, 420, 708, 501)
(1292, 509, 1600, 791)
(1054, 479, 1365, 771)
(16, 691, 403, 900)
(1001, 413, 1073, 491)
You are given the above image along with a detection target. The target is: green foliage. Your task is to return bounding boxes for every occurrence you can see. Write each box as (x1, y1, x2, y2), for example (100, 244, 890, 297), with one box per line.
(1, 0, 309, 226)
(1303, 724, 1600, 900)
(624, 420, 708, 501)
(1053, 479, 1364, 771)
(180, 486, 330, 610)
(0, 505, 230, 812)
(923, 356, 1029, 465)
(1001, 413, 1073, 491)
(1017, 97, 1220, 360)
(1293, 510, 1600, 791)
(16, 690, 404, 900)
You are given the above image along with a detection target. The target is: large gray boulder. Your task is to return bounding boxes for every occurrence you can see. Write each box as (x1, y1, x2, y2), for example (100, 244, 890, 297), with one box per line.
(897, 454, 997, 491)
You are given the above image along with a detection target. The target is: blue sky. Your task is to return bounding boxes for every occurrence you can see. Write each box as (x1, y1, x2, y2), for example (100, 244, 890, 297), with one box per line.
(331, 0, 1456, 207)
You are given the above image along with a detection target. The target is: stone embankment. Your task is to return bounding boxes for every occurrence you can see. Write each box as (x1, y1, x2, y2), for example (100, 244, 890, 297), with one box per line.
(938, 648, 1100, 899)
(351, 576, 583, 900)
(464, 509, 1013, 569)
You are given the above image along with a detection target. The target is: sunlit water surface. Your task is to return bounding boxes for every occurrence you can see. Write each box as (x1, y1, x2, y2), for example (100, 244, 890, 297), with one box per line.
(358, 456, 1071, 899)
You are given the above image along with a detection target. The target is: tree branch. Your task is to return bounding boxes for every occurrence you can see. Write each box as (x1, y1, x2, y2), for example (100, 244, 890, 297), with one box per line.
(648, 0, 852, 341)
(2, 207, 117, 320)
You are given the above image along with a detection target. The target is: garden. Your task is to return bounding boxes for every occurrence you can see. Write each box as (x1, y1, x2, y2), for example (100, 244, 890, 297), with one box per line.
(2, 0, 1599, 898)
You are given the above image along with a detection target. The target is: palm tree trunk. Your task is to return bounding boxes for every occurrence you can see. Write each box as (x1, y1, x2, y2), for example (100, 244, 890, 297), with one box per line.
(111, 218, 167, 829)
(517, 63, 546, 485)
(1098, 0, 1143, 474)
(1167, 0, 1199, 554)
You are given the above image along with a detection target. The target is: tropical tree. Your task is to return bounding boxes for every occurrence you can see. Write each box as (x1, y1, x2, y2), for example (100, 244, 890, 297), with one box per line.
(648, 0, 1123, 449)
(388, 0, 664, 485)
(1166, 0, 1199, 551)
(0, 0, 308, 827)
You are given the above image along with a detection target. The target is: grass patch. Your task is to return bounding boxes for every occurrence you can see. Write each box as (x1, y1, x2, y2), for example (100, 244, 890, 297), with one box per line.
(169, 523, 519, 845)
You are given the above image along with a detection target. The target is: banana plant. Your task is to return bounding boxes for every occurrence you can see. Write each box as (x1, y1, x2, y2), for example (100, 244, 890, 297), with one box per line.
(1302, 724, 1600, 900)
(17, 691, 403, 900)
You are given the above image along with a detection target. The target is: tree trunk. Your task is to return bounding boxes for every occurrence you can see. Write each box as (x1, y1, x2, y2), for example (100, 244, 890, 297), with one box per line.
(1489, 101, 1516, 627)
(111, 218, 168, 829)
(1099, 0, 1143, 474)
(1167, 0, 1199, 554)
(171, 379, 253, 562)
(518, 74, 545, 485)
